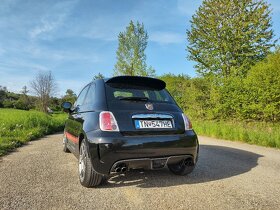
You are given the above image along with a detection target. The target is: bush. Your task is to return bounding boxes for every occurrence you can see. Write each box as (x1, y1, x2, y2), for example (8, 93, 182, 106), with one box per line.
(161, 50, 280, 123)
(243, 51, 280, 121)
(2, 100, 14, 108)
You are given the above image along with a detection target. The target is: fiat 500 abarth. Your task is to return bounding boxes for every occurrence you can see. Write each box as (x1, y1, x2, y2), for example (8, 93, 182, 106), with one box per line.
(62, 76, 199, 187)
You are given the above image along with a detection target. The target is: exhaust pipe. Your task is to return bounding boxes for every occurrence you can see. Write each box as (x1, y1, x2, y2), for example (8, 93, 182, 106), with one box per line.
(184, 158, 193, 166)
(121, 167, 127, 173)
(114, 163, 127, 173)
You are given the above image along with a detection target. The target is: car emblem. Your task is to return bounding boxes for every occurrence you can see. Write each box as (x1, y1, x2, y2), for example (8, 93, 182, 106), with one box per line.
(145, 102, 153, 110)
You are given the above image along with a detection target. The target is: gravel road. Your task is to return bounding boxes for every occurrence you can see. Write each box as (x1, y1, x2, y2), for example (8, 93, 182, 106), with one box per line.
(1, 133, 280, 210)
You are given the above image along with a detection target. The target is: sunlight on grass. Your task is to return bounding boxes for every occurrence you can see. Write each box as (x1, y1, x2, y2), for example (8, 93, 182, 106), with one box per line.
(0, 108, 67, 155)
(193, 120, 280, 148)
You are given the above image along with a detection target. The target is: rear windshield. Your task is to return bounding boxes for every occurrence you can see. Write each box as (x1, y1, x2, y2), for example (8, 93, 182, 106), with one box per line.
(105, 84, 175, 104)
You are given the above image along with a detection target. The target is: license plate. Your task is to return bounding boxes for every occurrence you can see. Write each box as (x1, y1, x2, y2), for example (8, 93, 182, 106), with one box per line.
(134, 120, 173, 129)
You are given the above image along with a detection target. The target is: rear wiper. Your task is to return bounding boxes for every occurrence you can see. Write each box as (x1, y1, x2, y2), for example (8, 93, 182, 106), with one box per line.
(119, 96, 149, 101)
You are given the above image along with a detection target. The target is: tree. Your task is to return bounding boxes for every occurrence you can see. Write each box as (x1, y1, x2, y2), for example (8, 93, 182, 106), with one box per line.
(159, 74, 213, 119)
(17, 86, 30, 110)
(114, 20, 155, 76)
(159, 74, 191, 111)
(187, 0, 276, 78)
(62, 89, 77, 104)
(65, 89, 75, 96)
(0, 86, 7, 107)
(93, 72, 105, 80)
(30, 71, 57, 113)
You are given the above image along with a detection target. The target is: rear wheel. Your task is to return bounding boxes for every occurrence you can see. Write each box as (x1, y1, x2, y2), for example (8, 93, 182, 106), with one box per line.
(79, 139, 103, 187)
(168, 158, 195, 175)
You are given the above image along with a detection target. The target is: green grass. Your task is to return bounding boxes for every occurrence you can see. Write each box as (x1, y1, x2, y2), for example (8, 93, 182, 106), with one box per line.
(193, 119, 280, 148)
(0, 108, 67, 156)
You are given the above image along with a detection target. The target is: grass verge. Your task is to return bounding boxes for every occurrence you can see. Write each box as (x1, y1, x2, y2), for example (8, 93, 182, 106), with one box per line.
(0, 108, 67, 156)
(193, 119, 280, 148)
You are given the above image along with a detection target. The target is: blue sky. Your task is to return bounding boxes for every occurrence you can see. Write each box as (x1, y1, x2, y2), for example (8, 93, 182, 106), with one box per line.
(0, 0, 280, 96)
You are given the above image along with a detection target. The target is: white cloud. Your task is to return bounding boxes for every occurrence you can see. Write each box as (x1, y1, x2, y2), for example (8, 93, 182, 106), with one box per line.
(29, 0, 78, 40)
(150, 32, 185, 44)
(0, 60, 49, 73)
(30, 19, 60, 39)
(52, 51, 101, 62)
(25, 45, 102, 63)
(77, 17, 124, 41)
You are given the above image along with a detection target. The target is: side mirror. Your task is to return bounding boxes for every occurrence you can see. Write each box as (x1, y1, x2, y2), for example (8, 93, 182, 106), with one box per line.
(61, 101, 72, 113)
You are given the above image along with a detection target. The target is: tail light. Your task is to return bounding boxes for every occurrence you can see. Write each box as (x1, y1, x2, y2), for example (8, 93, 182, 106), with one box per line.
(182, 113, 192, 130)
(99, 111, 119, 131)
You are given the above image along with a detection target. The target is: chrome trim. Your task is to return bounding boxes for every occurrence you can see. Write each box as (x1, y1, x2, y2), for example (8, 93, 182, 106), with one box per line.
(132, 114, 173, 119)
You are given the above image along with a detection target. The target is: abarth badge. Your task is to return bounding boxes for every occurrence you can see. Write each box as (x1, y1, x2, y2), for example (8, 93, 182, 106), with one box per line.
(145, 102, 153, 110)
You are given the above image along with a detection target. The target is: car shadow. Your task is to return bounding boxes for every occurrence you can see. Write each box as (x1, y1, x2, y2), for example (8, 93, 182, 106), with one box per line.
(100, 144, 263, 188)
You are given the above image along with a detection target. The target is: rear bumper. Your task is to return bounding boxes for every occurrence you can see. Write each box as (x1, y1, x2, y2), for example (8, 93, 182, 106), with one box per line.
(86, 130, 199, 175)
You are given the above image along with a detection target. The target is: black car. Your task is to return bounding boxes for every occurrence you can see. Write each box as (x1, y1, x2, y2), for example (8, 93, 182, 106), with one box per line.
(62, 76, 199, 187)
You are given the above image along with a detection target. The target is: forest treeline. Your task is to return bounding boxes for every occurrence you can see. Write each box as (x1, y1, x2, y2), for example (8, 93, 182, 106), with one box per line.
(160, 49, 280, 122)
(0, 87, 76, 112)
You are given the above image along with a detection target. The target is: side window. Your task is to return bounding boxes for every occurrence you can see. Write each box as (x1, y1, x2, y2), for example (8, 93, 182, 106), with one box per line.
(84, 83, 96, 105)
(75, 85, 89, 106)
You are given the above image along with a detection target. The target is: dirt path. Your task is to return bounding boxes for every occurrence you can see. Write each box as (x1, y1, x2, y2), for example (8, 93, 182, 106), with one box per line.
(1, 133, 280, 210)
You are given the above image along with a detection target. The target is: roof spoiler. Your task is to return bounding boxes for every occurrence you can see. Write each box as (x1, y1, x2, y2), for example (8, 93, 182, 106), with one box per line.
(105, 76, 166, 90)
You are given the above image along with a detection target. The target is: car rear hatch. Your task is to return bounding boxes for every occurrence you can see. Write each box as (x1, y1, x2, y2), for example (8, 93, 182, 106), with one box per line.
(104, 76, 185, 136)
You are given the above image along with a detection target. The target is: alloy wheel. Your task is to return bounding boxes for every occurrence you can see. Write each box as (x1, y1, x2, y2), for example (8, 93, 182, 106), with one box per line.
(79, 143, 86, 182)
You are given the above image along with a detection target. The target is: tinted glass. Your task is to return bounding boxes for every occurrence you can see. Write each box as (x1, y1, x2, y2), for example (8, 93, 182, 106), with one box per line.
(75, 85, 89, 106)
(105, 84, 175, 104)
(84, 83, 96, 105)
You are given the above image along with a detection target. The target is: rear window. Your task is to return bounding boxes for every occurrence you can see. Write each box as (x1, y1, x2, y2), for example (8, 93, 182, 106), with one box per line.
(105, 84, 175, 104)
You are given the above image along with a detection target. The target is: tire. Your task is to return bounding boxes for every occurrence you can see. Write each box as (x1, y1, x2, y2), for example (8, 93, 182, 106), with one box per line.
(63, 135, 70, 153)
(79, 139, 103, 187)
(168, 158, 195, 175)
(101, 176, 109, 185)
(169, 144, 199, 176)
